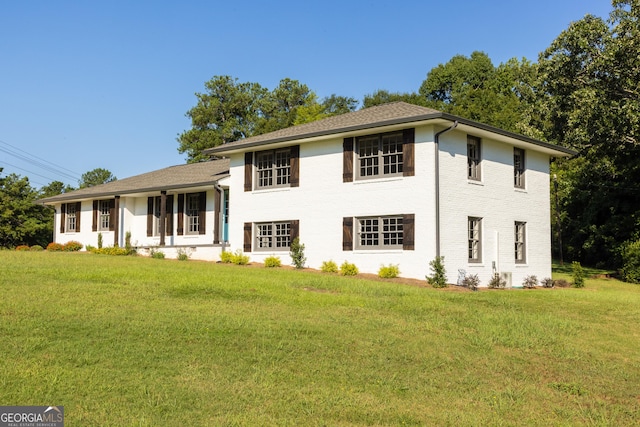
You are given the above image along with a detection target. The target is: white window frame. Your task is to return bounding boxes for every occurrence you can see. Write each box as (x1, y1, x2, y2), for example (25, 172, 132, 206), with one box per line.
(66, 204, 77, 232)
(467, 136, 481, 181)
(256, 148, 291, 189)
(468, 217, 482, 263)
(515, 221, 526, 264)
(186, 193, 200, 235)
(356, 132, 403, 180)
(514, 148, 525, 188)
(356, 215, 403, 250)
(98, 200, 110, 231)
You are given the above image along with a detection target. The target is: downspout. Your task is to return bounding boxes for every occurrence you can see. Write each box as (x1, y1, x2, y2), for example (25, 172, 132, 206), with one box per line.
(213, 182, 226, 252)
(434, 121, 458, 258)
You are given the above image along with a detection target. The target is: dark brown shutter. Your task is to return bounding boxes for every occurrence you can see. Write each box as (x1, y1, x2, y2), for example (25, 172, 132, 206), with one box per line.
(403, 214, 415, 250)
(291, 220, 300, 242)
(243, 222, 252, 252)
(403, 128, 415, 177)
(147, 197, 154, 237)
(165, 195, 174, 235)
(92, 200, 98, 232)
(198, 192, 206, 235)
(343, 137, 354, 183)
(342, 217, 353, 251)
(290, 145, 300, 187)
(244, 152, 253, 192)
(213, 188, 221, 244)
(75, 202, 81, 232)
(108, 199, 116, 231)
(177, 194, 184, 235)
(60, 204, 66, 233)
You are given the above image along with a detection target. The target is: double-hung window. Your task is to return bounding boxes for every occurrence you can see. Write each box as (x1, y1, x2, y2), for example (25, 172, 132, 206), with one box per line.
(98, 200, 111, 231)
(256, 148, 291, 189)
(255, 221, 292, 251)
(467, 136, 481, 181)
(514, 148, 525, 188)
(356, 132, 403, 179)
(468, 217, 482, 262)
(66, 204, 77, 232)
(356, 215, 403, 249)
(515, 221, 526, 263)
(186, 193, 200, 234)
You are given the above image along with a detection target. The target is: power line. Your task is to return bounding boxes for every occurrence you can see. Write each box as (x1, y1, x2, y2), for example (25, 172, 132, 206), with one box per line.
(0, 138, 82, 182)
(0, 160, 60, 183)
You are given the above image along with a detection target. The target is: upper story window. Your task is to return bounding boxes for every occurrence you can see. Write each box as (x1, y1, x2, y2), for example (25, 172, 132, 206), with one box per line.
(356, 132, 403, 179)
(66, 203, 77, 232)
(515, 221, 526, 263)
(514, 148, 525, 188)
(467, 136, 481, 181)
(98, 200, 111, 231)
(245, 146, 299, 191)
(468, 217, 482, 263)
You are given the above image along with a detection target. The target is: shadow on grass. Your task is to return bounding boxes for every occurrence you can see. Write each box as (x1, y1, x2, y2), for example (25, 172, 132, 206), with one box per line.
(552, 260, 617, 278)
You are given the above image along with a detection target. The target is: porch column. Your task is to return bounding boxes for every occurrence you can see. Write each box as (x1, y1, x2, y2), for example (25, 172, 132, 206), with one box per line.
(113, 195, 120, 247)
(213, 186, 221, 244)
(159, 191, 167, 246)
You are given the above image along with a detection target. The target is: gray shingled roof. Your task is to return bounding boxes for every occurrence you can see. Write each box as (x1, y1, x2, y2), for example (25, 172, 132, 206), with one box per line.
(204, 101, 576, 156)
(37, 159, 230, 204)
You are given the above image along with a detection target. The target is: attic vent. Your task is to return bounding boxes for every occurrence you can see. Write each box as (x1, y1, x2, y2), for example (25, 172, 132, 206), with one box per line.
(501, 272, 513, 288)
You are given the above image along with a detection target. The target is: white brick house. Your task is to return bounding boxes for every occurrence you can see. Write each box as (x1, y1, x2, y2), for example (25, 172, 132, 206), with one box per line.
(39, 102, 573, 286)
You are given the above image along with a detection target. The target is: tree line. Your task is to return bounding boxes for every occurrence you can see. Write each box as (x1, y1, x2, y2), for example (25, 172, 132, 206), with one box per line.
(3, 0, 638, 274)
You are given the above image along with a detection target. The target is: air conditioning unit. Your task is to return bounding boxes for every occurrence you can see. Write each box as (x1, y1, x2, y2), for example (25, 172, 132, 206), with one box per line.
(501, 272, 513, 288)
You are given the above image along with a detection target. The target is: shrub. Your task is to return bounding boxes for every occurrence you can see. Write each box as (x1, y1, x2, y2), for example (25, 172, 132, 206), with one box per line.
(290, 237, 306, 269)
(461, 273, 480, 291)
(29, 245, 44, 251)
(522, 275, 538, 289)
(541, 277, 554, 288)
(572, 261, 585, 288)
(231, 249, 249, 265)
(426, 256, 447, 288)
(340, 261, 359, 276)
(553, 279, 570, 288)
(125, 231, 133, 252)
(63, 241, 83, 252)
(97, 233, 103, 249)
(150, 247, 165, 259)
(320, 260, 339, 273)
(16, 245, 30, 251)
(46, 242, 64, 252)
(90, 246, 132, 256)
(176, 248, 190, 261)
(264, 256, 281, 268)
(488, 273, 506, 289)
(220, 251, 234, 263)
(378, 264, 400, 279)
(620, 239, 640, 284)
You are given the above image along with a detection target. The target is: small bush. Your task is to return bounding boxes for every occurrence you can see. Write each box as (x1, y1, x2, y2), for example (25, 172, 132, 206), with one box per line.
(46, 242, 64, 252)
(63, 241, 83, 252)
(29, 245, 44, 251)
(461, 273, 480, 291)
(488, 273, 506, 289)
(125, 231, 133, 252)
(231, 249, 249, 265)
(340, 261, 359, 276)
(554, 278, 570, 288)
(264, 256, 281, 268)
(97, 233, 103, 249)
(378, 264, 400, 279)
(620, 239, 640, 284)
(15, 245, 30, 251)
(290, 237, 306, 269)
(572, 261, 585, 288)
(522, 275, 538, 289)
(426, 256, 447, 288)
(541, 277, 554, 288)
(150, 248, 165, 259)
(176, 248, 190, 261)
(220, 251, 234, 263)
(88, 246, 132, 256)
(320, 260, 339, 273)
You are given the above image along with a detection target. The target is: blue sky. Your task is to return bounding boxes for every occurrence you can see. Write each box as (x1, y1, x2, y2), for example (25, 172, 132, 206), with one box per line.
(0, 0, 613, 188)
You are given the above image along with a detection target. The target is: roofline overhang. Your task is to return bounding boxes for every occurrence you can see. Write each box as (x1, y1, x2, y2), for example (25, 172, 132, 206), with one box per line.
(203, 112, 577, 158)
(36, 174, 230, 205)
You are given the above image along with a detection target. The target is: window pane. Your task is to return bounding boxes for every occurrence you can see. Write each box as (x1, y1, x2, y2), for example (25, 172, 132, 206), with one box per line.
(257, 152, 274, 187)
(359, 218, 379, 246)
(187, 194, 199, 233)
(382, 133, 403, 175)
(275, 150, 291, 186)
(359, 138, 379, 177)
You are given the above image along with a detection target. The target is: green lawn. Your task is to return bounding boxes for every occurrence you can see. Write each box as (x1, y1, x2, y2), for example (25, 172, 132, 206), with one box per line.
(1, 252, 639, 426)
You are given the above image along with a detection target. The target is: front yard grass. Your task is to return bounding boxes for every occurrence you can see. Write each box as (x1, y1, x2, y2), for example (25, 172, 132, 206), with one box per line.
(1, 251, 639, 425)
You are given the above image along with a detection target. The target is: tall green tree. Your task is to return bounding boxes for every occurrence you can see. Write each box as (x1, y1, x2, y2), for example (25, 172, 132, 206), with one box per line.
(536, 0, 640, 268)
(363, 89, 425, 108)
(79, 168, 117, 188)
(0, 170, 50, 248)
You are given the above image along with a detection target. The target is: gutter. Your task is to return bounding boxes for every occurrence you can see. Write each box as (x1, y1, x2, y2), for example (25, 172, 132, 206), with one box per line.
(434, 121, 458, 258)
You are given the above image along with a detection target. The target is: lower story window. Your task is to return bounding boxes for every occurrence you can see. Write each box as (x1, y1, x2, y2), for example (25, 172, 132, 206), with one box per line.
(515, 221, 526, 263)
(66, 204, 77, 232)
(356, 215, 403, 249)
(98, 200, 111, 231)
(256, 221, 291, 251)
(186, 193, 200, 234)
(468, 217, 482, 262)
